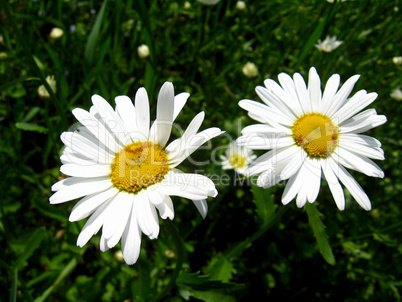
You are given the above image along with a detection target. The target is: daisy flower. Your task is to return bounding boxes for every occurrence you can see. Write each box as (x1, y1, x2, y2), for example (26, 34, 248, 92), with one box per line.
(237, 67, 386, 210)
(50, 82, 223, 265)
(220, 141, 256, 175)
(315, 36, 343, 53)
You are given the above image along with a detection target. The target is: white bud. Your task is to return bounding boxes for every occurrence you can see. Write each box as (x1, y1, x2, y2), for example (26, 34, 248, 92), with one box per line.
(49, 28, 64, 39)
(137, 44, 150, 59)
(242, 62, 258, 78)
(236, 1, 246, 10)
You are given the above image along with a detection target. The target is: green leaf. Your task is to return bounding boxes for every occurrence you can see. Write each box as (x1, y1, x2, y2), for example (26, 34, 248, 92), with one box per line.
(14, 227, 46, 270)
(84, 0, 108, 66)
(34, 257, 78, 302)
(250, 183, 277, 225)
(177, 271, 247, 302)
(204, 253, 235, 282)
(32, 197, 67, 222)
(15, 122, 48, 133)
(305, 203, 336, 266)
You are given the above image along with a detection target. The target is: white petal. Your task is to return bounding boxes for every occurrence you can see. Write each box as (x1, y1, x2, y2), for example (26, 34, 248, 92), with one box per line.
(156, 82, 175, 147)
(340, 133, 382, 148)
(328, 156, 371, 210)
(255, 86, 296, 123)
(91, 94, 128, 146)
(277, 72, 304, 116)
(340, 139, 384, 160)
(76, 197, 115, 247)
(173, 92, 190, 121)
(115, 95, 138, 142)
(72, 108, 120, 154)
(305, 158, 321, 203)
(60, 163, 111, 178)
(237, 133, 294, 150)
(50, 177, 112, 204)
(307, 67, 322, 112)
(102, 192, 131, 240)
(280, 149, 306, 180)
(60, 131, 112, 164)
(135, 88, 150, 141)
(340, 114, 387, 134)
(121, 199, 142, 265)
(105, 192, 133, 248)
(293, 72, 309, 113)
(321, 74, 340, 114)
(192, 199, 208, 219)
(160, 170, 218, 200)
(239, 99, 293, 126)
(321, 158, 345, 210)
(241, 124, 283, 135)
(147, 188, 165, 206)
(334, 91, 377, 124)
(281, 169, 303, 205)
(135, 191, 159, 239)
(69, 187, 118, 222)
(168, 128, 224, 167)
(154, 194, 175, 220)
(325, 74, 360, 118)
(99, 233, 109, 252)
(335, 148, 384, 178)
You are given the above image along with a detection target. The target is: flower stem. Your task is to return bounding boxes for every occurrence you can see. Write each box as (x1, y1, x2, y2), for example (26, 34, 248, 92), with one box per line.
(151, 219, 184, 302)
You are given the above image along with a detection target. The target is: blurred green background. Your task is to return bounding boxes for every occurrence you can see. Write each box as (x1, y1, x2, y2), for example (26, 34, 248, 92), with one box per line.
(0, 0, 401, 301)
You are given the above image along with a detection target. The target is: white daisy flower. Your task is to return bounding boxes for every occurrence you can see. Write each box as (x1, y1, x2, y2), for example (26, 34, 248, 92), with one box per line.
(315, 36, 343, 53)
(50, 82, 223, 265)
(220, 142, 257, 175)
(237, 67, 386, 211)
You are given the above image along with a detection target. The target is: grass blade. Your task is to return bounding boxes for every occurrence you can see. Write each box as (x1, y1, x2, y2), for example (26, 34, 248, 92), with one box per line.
(84, 0, 108, 66)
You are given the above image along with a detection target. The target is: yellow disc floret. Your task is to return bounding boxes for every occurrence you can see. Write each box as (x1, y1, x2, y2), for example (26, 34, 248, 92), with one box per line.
(292, 113, 338, 158)
(110, 141, 169, 193)
(229, 155, 246, 168)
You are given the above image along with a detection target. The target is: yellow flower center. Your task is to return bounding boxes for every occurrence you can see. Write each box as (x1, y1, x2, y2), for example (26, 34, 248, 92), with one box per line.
(110, 141, 169, 193)
(229, 154, 246, 168)
(292, 113, 338, 158)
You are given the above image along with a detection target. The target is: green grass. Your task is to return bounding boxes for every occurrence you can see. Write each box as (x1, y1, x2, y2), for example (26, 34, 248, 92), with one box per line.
(1, 0, 401, 301)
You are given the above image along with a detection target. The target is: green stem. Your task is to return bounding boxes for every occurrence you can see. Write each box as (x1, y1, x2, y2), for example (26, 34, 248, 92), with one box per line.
(151, 219, 184, 302)
(0, 0, 68, 128)
(224, 206, 289, 259)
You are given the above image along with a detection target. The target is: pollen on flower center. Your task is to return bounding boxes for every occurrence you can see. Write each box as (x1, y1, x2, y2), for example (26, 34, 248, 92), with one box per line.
(229, 155, 246, 168)
(110, 141, 169, 193)
(292, 113, 338, 158)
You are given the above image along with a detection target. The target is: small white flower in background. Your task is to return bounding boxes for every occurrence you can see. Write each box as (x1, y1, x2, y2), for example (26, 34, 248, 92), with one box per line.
(242, 62, 258, 78)
(392, 56, 402, 65)
(49, 27, 64, 39)
(37, 75, 56, 98)
(237, 67, 386, 211)
(197, 0, 220, 5)
(327, 0, 347, 3)
(184, 1, 191, 9)
(220, 142, 256, 175)
(390, 88, 402, 101)
(50, 82, 223, 265)
(315, 36, 343, 52)
(236, 1, 246, 10)
(137, 44, 150, 59)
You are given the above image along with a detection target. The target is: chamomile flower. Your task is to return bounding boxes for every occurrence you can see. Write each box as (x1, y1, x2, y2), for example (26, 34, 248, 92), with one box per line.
(220, 142, 256, 175)
(315, 36, 343, 52)
(50, 82, 223, 265)
(237, 67, 386, 211)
